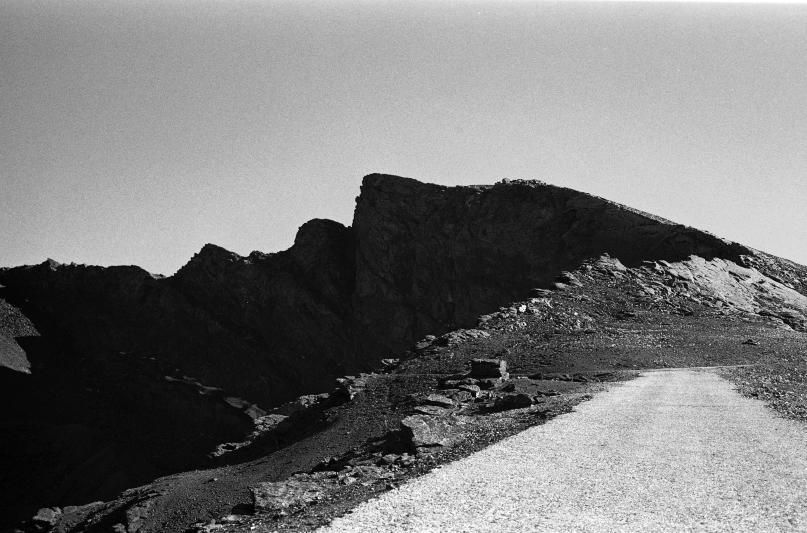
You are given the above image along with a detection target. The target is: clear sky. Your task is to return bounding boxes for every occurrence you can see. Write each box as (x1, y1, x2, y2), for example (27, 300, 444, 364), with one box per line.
(2, 1, 806, 275)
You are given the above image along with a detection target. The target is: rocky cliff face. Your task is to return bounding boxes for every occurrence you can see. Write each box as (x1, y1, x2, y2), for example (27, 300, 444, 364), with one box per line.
(0, 174, 796, 527)
(168, 218, 357, 402)
(0, 220, 356, 525)
(352, 175, 752, 355)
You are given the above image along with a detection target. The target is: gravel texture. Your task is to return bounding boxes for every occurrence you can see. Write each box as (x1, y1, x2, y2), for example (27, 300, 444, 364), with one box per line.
(322, 369, 807, 532)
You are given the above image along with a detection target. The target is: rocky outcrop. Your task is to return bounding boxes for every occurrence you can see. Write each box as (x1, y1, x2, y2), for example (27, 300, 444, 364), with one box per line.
(168, 218, 357, 402)
(0, 221, 355, 526)
(352, 175, 752, 356)
(639, 256, 807, 331)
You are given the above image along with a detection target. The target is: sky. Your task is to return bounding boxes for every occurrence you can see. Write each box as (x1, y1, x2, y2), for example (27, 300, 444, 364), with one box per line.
(2, 1, 807, 275)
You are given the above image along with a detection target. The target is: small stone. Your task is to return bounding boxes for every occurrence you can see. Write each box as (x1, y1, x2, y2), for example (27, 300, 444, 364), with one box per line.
(415, 335, 437, 350)
(477, 378, 502, 390)
(448, 390, 474, 403)
(380, 454, 399, 465)
(339, 475, 357, 485)
(556, 271, 583, 287)
(414, 405, 450, 416)
(421, 394, 454, 408)
(458, 384, 482, 396)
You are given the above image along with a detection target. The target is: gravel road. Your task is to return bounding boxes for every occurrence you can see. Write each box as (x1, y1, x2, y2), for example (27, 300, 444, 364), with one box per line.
(321, 369, 807, 532)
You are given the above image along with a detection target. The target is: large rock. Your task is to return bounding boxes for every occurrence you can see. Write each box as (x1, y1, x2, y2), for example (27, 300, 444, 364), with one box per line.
(470, 359, 508, 379)
(493, 393, 534, 411)
(401, 414, 456, 449)
(251, 480, 324, 515)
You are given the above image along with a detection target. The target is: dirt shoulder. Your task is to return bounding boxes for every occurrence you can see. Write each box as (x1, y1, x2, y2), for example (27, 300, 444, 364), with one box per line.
(720, 338, 807, 422)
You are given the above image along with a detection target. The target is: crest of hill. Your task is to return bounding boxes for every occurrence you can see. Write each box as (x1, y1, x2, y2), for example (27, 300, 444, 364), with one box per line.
(351, 173, 755, 357)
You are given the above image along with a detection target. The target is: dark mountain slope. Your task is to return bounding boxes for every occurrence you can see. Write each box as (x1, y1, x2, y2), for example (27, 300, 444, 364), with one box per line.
(0, 174, 802, 530)
(0, 221, 355, 526)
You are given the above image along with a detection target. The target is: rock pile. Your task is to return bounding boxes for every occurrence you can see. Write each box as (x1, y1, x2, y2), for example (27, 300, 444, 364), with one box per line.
(396, 359, 562, 454)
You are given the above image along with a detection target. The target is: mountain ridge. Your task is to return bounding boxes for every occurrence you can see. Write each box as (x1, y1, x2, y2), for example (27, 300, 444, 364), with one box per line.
(1, 173, 806, 530)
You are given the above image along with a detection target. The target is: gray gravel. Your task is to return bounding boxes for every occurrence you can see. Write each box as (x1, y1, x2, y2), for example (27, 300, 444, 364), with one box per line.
(321, 369, 807, 532)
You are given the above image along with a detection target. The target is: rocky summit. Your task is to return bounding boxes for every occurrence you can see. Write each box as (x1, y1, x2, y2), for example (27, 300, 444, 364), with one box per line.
(2, 174, 806, 532)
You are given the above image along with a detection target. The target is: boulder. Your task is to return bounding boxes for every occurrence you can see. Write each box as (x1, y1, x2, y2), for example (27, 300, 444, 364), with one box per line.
(254, 413, 291, 432)
(336, 375, 369, 400)
(252, 479, 324, 515)
(31, 507, 62, 528)
(493, 393, 534, 410)
(470, 359, 508, 379)
(401, 414, 455, 449)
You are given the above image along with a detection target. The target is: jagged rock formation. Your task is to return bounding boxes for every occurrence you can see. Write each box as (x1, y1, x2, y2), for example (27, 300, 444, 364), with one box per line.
(0, 220, 356, 526)
(1, 173, 804, 528)
(352, 176, 752, 356)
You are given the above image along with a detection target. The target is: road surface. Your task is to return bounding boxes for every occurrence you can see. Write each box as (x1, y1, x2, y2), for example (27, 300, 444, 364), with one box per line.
(321, 369, 807, 532)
